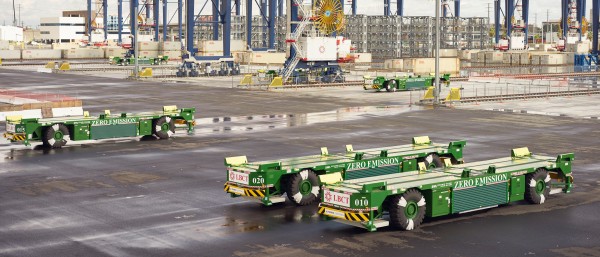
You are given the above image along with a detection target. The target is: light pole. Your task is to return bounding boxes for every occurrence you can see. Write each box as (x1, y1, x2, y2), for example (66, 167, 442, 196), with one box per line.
(434, 0, 441, 104)
(134, 0, 139, 78)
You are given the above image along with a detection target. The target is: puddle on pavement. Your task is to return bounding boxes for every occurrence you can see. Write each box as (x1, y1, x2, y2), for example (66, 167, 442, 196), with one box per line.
(0, 105, 423, 157)
(193, 105, 423, 135)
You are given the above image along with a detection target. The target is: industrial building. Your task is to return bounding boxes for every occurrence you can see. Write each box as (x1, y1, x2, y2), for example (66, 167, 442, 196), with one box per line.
(0, 1, 600, 256)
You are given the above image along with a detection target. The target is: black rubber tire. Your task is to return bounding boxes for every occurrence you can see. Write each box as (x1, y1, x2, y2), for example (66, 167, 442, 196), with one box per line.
(389, 189, 426, 230)
(152, 116, 175, 139)
(525, 168, 551, 204)
(420, 153, 444, 169)
(385, 80, 398, 92)
(42, 123, 70, 148)
(285, 169, 320, 206)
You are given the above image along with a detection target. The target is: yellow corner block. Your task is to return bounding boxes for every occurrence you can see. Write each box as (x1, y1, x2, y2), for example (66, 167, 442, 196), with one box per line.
(225, 156, 248, 166)
(512, 147, 531, 158)
(423, 86, 434, 100)
(319, 172, 343, 185)
(239, 74, 253, 85)
(163, 105, 178, 112)
(321, 147, 329, 156)
(445, 87, 461, 101)
(412, 136, 431, 145)
(45, 61, 56, 69)
(418, 162, 427, 171)
(139, 68, 153, 78)
(59, 62, 70, 71)
(345, 144, 354, 153)
(269, 77, 283, 87)
(6, 115, 22, 122)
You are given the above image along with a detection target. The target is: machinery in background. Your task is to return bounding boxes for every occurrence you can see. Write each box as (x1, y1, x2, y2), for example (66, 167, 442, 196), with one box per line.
(280, 0, 350, 84)
(557, 0, 588, 51)
(176, 56, 241, 77)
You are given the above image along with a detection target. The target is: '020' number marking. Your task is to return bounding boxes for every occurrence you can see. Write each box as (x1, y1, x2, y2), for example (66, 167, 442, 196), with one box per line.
(252, 177, 265, 184)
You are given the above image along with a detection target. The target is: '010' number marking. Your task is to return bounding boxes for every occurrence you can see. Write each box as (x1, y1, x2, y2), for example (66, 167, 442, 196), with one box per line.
(354, 199, 369, 207)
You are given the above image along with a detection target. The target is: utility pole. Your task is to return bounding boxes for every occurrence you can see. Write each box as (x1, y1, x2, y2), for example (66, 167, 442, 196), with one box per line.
(487, 3, 492, 26)
(434, 0, 441, 104)
(12, 0, 17, 26)
(534, 13, 537, 43)
(18, 4, 21, 27)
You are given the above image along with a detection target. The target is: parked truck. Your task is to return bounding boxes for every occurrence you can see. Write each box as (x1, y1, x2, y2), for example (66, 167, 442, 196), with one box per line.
(3, 106, 195, 148)
(364, 74, 450, 92)
(318, 147, 574, 232)
(224, 136, 466, 206)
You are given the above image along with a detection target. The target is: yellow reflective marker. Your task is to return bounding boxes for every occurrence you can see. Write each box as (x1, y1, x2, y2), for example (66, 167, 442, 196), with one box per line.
(423, 86, 434, 100)
(269, 76, 283, 87)
(445, 87, 461, 101)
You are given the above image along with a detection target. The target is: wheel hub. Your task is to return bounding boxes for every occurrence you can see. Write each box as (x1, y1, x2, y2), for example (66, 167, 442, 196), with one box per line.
(161, 123, 170, 132)
(300, 180, 312, 195)
(536, 180, 545, 194)
(405, 202, 418, 219)
(54, 131, 64, 140)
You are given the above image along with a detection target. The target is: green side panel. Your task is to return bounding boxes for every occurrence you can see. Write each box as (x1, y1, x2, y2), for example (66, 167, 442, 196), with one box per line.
(139, 119, 152, 136)
(91, 124, 138, 140)
(452, 182, 508, 213)
(344, 165, 399, 180)
(402, 159, 417, 172)
(73, 123, 90, 140)
(509, 175, 525, 202)
(425, 189, 451, 217)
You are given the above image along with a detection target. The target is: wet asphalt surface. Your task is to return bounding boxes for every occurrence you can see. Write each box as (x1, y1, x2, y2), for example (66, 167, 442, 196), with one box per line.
(0, 69, 600, 257)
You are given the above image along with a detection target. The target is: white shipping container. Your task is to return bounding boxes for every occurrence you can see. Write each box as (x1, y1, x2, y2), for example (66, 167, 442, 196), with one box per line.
(566, 42, 590, 53)
(248, 52, 286, 64)
(199, 51, 223, 57)
(350, 53, 372, 63)
(21, 49, 62, 59)
(511, 53, 521, 65)
(199, 41, 223, 52)
(460, 49, 480, 60)
(541, 54, 566, 65)
(0, 41, 9, 50)
(138, 51, 160, 58)
(161, 51, 182, 60)
(62, 49, 104, 59)
(384, 59, 403, 69)
(470, 52, 480, 63)
(230, 40, 246, 52)
(437, 49, 458, 57)
(404, 57, 460, 76)
(520, 52, 531, 65)
(502, 53, 512, 64)
(476, 52, 486, 63)
(104, 48, 127, 58)
(0, 26, 24, 41)
(298, 37, 337, 62)
(52, 43, 80, 50)
(0, 50, 21, 59)
(485, 52, 504, 64)
(161, 41, 181, 51)
(565, 53, 575, 64)
(137, 41, 160, 51)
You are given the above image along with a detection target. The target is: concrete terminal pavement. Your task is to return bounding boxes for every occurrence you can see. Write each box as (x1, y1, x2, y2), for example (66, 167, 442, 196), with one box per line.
(0, 68, 599, 256)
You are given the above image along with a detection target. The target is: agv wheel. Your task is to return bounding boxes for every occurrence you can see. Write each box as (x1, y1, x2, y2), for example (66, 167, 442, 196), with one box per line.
(419, 153, 444, 169)
(285, 169, 320, 206)
(525, 168, 551, 204)
(385, 80, 398, 92)
(42, 123, 70, 148)
(389, 189, 426, 230)
(153, 116, 175, 139)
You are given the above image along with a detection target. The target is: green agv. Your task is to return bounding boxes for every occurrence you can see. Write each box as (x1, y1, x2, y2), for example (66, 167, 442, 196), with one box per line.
(318, 147, 574, 232)
(364, 74, 450, 92)
(3, 106, 195, 148)
(224, 136, 466, 206)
